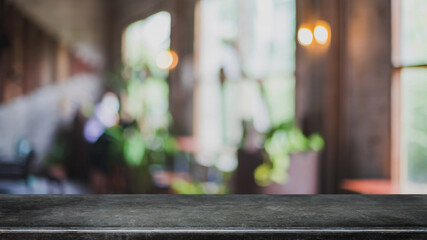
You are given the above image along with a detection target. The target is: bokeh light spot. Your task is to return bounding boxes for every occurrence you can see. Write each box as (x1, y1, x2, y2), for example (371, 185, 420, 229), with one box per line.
(156, 50, 179, 70)
(298, 28, 313, 46)
(314, 25, 329, 44)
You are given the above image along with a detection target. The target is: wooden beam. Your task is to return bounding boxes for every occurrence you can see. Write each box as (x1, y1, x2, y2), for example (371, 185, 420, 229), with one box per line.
(168, 0, 196, 136)
(340, 0, 392, 179)
(296, 0, 342, 193)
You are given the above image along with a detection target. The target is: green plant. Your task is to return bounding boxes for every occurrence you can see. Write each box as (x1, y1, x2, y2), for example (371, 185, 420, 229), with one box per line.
(84, 62, 179, 193)
(171, 179, 229, 194)
(44, 129, 72, 166)
(254, 121, 324, 186)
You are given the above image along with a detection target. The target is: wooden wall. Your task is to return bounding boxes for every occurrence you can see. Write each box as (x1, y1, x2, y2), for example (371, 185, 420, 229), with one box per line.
(340, 0, 392, 180)
(296, 0, 392, 192)
(1, 1, 57, 102)
(0, 0, 98, 103)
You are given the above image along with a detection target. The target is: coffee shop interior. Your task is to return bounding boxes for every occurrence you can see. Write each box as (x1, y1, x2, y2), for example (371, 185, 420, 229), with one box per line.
(0, 0, 426, 194)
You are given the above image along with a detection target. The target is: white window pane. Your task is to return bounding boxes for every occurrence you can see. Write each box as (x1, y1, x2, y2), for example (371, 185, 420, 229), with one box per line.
(401, 0, 427, 66)
(401, 68, 427, 183)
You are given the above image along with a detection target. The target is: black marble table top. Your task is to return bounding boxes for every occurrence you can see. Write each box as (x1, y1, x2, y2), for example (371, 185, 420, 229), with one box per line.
(0, 195, 426, 239)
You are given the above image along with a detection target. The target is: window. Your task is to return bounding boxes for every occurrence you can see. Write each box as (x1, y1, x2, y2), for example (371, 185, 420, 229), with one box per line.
(121, 12, 172, 131)
(392, 0, 427, 193)
(195, 0, 295, 171)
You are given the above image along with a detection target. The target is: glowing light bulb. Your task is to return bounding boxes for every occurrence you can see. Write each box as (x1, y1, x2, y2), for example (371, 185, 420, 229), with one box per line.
(298, 28, 313, 46)
(314, 25, 329, 44)
(156, 50, 178, 70)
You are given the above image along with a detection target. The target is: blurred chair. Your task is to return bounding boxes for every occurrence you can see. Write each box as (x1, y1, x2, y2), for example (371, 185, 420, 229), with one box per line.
(0, 139, 35, 190)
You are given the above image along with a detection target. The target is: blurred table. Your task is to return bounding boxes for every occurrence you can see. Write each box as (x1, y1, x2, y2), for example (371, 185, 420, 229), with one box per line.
(340, 179, 397, 194)
(0, 195, 426, 239)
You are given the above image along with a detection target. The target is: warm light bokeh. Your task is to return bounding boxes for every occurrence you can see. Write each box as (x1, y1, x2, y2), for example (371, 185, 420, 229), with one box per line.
(156, 50, 179, 70)
(297, 28, 313, 46)
(314, 25, 329, 44)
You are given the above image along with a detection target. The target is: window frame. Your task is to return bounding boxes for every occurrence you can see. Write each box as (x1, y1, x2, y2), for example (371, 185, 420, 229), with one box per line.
(391, 0, 427, 193)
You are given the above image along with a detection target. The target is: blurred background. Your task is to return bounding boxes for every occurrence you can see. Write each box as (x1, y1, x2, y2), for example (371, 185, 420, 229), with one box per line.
(0, 0, 426, 194)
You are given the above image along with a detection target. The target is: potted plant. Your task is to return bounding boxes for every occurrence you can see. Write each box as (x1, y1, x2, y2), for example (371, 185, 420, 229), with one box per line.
(255, 121, 324, 194)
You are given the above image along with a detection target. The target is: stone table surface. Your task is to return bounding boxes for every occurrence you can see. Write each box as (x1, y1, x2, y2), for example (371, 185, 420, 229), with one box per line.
(0, 195, 426, 239)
